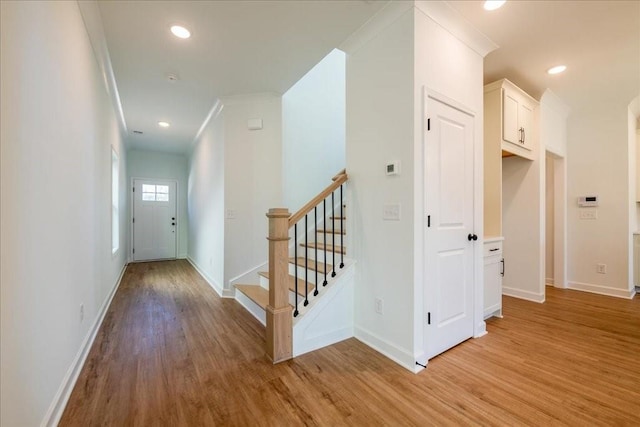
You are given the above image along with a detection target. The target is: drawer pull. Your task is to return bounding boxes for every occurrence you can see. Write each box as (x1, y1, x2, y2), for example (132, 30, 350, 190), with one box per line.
(489, 248, 499, 252)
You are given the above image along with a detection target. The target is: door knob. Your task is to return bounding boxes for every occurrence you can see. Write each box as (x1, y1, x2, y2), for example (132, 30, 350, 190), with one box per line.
(467, 234, 478, 241)
(172, 222, 175, 226)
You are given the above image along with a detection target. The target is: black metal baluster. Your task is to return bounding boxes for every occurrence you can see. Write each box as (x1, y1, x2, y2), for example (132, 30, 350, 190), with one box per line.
(340, 184, 344, 269)
(323, 199, 328, 286)
(331, 192, 336, 277)
(314, 206, 318, 296)
(304, 215, 309, 306)
(294, 224, 299, 317)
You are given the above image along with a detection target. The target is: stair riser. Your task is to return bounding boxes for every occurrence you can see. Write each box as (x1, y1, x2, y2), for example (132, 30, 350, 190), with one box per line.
(289, 263, 339, 284)
(257, 275, 316, 307)
(298, 248, 345, 263)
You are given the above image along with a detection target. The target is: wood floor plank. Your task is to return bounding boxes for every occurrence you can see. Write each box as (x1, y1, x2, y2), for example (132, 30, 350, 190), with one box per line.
(59, 260, 640, 426)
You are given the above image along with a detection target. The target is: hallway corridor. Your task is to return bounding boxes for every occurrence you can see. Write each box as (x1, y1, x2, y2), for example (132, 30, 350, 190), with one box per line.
(60, 260, 640, 426)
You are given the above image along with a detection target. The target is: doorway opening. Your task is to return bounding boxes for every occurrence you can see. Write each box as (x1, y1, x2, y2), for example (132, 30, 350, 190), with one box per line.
(545, 151, 566, 288)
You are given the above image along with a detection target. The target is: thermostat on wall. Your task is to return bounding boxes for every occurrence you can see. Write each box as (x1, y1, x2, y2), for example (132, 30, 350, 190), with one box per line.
(386, 161, 400, 176)
(578, 196, 599, 207)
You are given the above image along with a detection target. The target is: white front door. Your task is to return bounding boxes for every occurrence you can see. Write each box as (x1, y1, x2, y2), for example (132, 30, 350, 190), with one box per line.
(424, 95, 475, 360)
(132, 179, 177, 261)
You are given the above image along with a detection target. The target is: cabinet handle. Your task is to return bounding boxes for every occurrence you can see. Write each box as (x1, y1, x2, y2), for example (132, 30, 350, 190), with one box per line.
(501, 259, 505, 276)
(522, 128, 525, 144)
(489, 248, 499, 252)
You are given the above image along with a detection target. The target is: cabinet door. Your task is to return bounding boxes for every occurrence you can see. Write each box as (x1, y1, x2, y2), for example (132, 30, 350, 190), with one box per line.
(483, 256, 502, 318)
(519, 101, 534, 151)
(502, 90, 519, 145)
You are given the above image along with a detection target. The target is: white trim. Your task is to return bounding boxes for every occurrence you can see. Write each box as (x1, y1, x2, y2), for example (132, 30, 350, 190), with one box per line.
(191, 99, 223, 148)
(502, 286, 545, 303)
(234, 289, 266, 325)
(546, 278, 555, 285)
(228, 261, 268, 289)
(415, 0, 498, 57)
(186, 256, 233, 298)
(355, 326, 420, 374)
(567, 281, 636, 300)
(339, 1, 413, 55)
(77, 0, 127, 136)
(43, 263, 127, 427)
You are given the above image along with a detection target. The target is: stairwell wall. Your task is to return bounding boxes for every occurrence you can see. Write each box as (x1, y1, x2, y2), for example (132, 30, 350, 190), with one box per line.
(345, 4, 418, 369)
(188, 94, 282, 296)
(283, 49, 346, 212)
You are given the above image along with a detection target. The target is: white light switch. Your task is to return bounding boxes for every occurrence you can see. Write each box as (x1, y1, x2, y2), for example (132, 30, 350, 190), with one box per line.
(226, 209, 237, 219)
(383, 204, 400, 221)
(580, 210, 597, 220)
(247, 118, 263, 130)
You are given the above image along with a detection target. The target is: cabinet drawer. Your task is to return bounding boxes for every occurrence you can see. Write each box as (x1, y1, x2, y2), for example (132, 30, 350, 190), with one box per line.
(484, 240, 502, 257)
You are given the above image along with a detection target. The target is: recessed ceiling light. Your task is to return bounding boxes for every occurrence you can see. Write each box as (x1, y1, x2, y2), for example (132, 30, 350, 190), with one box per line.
(547, 65, 567, 75)
(170, 25, 191, 39)
(483, 1, 506, 11)
(158, 121, 170, 128)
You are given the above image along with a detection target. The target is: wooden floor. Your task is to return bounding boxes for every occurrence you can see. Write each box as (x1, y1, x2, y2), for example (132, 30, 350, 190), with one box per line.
(61, 260, 640, 426)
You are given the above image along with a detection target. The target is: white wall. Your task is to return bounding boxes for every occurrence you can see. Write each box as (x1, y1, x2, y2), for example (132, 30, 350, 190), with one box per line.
(223, 94, 283, 290)
(0, 2, 128, 425)
(128, 150, 189, 258)
(188, 95, 282, 295)
(188, 103, 225, 293)
(345, 5, 417, 368)
(283, 49, 346, 212)
(567, 102, 633, 298)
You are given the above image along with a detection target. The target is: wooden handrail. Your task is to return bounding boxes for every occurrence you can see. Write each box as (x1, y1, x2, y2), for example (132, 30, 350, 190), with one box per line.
(331, 169, 346, 181)
(288, 172, 348, 228)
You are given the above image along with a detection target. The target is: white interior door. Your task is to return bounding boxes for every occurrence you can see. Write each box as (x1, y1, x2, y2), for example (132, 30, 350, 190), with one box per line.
(133, 179, 177, 261)
(424, 95, 475, 360)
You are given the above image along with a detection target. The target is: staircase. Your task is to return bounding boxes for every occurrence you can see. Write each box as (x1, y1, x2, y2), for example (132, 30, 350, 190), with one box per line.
(234, 170, 354, 362)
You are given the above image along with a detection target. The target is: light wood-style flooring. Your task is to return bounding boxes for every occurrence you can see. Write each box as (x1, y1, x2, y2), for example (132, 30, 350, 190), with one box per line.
(60, 260, 640, 426)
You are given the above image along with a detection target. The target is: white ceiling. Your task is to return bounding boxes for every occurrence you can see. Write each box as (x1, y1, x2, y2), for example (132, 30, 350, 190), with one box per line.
(97, 1, 640, 154)
(449, 0, 640, 112)
(98, 0, 386, 153)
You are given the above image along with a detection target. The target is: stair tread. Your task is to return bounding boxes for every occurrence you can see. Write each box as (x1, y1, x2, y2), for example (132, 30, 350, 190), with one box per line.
(288, 257, 333, 274)
(235, 284, 268, 309)
(300, 242, 346, 254)
(258, 271, 316, 296)
(317, 228, 346, 235)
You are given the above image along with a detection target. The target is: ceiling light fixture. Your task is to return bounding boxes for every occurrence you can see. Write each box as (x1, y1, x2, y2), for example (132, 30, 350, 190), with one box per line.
(170, 25, 191, 39)
(158, 121, 170, 128)
(483, 1, 506, 11)
(547, 65, 567, 75)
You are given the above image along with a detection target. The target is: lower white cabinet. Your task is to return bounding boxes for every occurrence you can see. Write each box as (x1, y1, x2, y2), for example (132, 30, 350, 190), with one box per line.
(484, 238, 503, 319)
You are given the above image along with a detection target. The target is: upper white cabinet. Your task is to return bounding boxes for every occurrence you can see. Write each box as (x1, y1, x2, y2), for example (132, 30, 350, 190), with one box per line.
(485, 79, 539, 161)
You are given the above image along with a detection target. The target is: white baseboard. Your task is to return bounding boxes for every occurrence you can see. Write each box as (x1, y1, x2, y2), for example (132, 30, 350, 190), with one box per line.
(567, 281, 635, 299)
(545, 278, 554, 285)
(43, 263, 127, 427)
(186, 256, 233, 298)
(502, 286, 545, 303)
(354, 325, 419, 374)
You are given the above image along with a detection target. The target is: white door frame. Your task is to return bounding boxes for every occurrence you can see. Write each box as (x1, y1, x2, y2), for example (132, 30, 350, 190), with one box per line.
(415, 87, 484, 367)
(130, 177, 179, 262)
(545, 151, 567, 288)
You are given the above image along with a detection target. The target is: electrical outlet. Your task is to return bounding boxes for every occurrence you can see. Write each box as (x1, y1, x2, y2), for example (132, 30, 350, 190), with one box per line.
(597, 263, 607, 274)
(375, 298, 383, 314)
(80, 303, 84, 322)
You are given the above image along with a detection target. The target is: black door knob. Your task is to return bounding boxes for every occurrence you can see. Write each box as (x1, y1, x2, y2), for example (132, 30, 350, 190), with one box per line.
(468, 233, 478, 241)
(172, 222, 175, 226)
